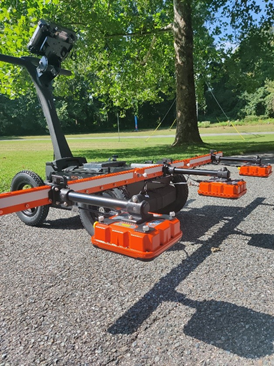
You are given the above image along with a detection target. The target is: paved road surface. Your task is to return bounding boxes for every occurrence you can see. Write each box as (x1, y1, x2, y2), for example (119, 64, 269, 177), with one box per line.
(1, 152, 274, 365)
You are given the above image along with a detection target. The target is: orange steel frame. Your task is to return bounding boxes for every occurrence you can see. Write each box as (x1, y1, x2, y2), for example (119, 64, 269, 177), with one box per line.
(0, 152, 219, 217)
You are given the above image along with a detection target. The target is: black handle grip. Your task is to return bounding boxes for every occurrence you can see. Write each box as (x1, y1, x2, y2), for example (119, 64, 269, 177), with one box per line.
(0, 53, 27, 67)
(0, 53, 71, 76)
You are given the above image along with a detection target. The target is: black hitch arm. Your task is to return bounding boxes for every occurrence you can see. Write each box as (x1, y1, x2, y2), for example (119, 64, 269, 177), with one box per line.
(163, 165, 231, 180)
(211, 151, 262, 166)
(67, 191, 150, 219)
(49, 175, 151, 221)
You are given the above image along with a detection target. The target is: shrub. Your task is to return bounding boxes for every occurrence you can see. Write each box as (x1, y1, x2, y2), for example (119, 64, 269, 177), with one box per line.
(198, 121, 211, 128)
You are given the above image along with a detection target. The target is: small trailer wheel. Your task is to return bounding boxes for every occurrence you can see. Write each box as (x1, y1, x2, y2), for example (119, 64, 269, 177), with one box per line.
(10, 170, 49, 226)
(158, 175, 189, 214)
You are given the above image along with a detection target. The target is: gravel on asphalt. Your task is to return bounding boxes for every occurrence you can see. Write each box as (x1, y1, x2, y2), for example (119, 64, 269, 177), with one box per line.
(1, 152, 274, 366)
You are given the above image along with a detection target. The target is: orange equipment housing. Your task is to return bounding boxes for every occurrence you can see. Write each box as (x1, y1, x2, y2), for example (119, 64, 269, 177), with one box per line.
(239, 165, 272, 177)
(210, 151, 272, 178)
(198, 179, 247, 199)
(91, 213, 182, 260)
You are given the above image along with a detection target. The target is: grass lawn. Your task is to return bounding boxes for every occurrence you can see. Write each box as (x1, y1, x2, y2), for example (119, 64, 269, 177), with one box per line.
(1, 125, 274, 193)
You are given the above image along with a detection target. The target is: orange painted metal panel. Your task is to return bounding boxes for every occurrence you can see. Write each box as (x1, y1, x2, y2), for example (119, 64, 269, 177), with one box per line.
(239, 165, 272, 177)
(172, 152, 218, 169)
(91, 217, 182, 260)
(198, 180, 247, 199)
(0, 152, 225, 216)
(0, 186, 50, 216)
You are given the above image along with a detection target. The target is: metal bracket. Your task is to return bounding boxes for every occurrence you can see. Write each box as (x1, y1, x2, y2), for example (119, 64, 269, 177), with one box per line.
(48, 175, 73, 207)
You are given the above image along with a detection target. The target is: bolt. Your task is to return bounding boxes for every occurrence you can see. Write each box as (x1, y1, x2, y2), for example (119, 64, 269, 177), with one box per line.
(143, 225, 150, 232)
(132, 195, 138, 203)
(98, 215, 104, 222)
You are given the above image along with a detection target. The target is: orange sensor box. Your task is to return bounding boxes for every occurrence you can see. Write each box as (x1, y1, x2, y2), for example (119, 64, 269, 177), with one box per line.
(239, 165, 272, 177)
(91, 214, 182, 260)
(198, 179, 247, 199)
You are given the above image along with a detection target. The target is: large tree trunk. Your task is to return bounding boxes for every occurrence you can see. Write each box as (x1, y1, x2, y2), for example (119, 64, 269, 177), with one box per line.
(172, 0, 203, 146)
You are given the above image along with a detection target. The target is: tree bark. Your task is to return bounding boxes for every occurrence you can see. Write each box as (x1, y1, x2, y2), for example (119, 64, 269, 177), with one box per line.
(172, 0, 203, 146)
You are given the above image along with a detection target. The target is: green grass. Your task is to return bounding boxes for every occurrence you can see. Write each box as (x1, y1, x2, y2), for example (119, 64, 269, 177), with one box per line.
(1, 125, 274, 193)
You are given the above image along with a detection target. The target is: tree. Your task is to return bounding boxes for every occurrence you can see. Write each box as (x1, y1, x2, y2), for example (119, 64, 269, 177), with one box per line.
(225, 25, 274, 94)
(173, 0, 202, 145)
(265, 80, 274, 117)
(217, 23, 274, 119)
(0, 0, 273, 144)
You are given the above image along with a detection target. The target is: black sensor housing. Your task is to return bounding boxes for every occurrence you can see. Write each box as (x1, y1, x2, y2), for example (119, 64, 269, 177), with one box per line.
(28, 19, 76, 63)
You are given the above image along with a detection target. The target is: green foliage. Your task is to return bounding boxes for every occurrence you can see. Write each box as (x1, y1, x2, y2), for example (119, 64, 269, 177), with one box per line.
(238, 79, 274, 119)
(225, 27, 274, 95)
(0, 90, 46, 135)
(265, 80, 274, 117)
(0, 0, 273, 134)
(198, 121, 211, 128)
(0, 0, 60, 96)
(0, 0, 235, 106)
(240, 87, 268, 117)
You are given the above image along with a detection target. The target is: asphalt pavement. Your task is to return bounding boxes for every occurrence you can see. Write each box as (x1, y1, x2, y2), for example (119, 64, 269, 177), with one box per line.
(1, 152, 274, 365)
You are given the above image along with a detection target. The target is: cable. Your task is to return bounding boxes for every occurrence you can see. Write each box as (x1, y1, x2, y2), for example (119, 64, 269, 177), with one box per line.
(206, 82, 245, 141)
(145, 98, 176, 141)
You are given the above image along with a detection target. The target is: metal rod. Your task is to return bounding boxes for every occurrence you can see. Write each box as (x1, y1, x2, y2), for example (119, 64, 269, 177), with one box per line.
(217, 156, 261, 165)
(66, 190, 150, 217)
(166, 166, 230, 179)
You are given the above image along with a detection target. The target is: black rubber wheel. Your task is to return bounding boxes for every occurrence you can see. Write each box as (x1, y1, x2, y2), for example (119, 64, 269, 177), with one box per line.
(10, 170, 49, 226)
(157, 175, 189, 214)
(79, 188, 127, 236)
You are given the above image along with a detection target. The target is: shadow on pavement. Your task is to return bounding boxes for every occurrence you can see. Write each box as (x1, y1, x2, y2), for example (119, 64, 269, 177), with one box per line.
(183, 297, 274, 358)
(108, 197, 274, 358)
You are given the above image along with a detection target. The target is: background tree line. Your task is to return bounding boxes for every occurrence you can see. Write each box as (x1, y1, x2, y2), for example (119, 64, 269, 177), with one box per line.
(0, 1, 273, 137)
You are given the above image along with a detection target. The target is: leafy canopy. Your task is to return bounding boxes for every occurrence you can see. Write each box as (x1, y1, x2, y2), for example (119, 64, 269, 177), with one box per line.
(0, 0, 273, 112)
